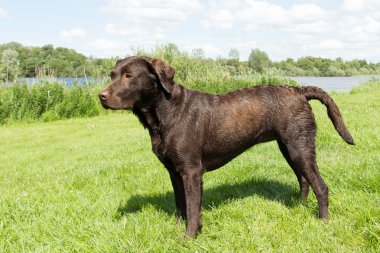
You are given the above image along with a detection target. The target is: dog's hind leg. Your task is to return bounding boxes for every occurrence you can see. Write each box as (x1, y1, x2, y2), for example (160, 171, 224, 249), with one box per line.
(277, 140, 310, 201)
(283, 139, 329, 220)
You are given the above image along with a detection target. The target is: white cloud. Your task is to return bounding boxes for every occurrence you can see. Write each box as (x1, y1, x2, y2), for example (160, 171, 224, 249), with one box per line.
(180, 42, 222, 57)
(98, 0, 203, 51)
(196, 43, 222, 56)
(229, 40, 258, 48)
(201, 9, 234, 29)
(0, 8, 9, 18)
(203, 1, 331, 33)
(237, 0, 288, 30)
(84, 38, 132, 58)
(291, 21, 330, 34)
(364, 18, 380, 34)
(289, 4, 330, 24)
(99, 0, 202, 22)
(341, 25, 378, 43)
(60, 28, 87, 39)
(91, 38, 120, 51)
(200, 1, 239, 29)
(105, 23, 166, 44)
(341, 0, 380, 16)
(318, 39, 344, 50)
(341, 0, 365, 12)
(105, 23, 148, 37)
(153, 31, 166, 41)
(337, 12, 380, 49)
(293, 34, 313, 42)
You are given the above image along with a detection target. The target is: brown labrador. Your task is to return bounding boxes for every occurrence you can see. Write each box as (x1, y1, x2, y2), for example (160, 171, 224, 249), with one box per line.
(98, 56, 354, 237)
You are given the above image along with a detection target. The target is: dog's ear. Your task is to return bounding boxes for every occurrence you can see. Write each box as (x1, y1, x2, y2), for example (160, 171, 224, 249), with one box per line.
(148, 58, 175, 96)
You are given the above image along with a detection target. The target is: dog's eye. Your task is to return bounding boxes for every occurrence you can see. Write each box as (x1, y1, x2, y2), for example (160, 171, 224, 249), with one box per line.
(125, 73, 132, 78)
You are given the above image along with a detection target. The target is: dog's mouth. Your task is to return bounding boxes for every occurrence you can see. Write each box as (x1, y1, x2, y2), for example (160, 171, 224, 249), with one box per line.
(100, 103, 112, 110)
(100, 103, 120, 110)
(99, 100, 116, 110)
(100, 100, 131, 110)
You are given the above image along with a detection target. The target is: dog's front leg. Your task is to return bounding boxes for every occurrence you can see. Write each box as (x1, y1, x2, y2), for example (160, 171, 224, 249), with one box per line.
(182, 170, 203, 238)
(169, 171, 187, 222)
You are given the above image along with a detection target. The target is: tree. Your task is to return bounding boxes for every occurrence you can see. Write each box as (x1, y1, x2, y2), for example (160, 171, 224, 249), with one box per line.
(155, 43, 179, 64)
(228, 48, 239, 61)
(1, 49, 20, 82)
(248, 49, 271, 73)
(227, 48, 239, 68)
(192, 48, 205, 59)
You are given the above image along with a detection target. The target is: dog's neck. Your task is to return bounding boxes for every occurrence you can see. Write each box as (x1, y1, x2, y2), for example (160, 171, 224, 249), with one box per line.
(132, 82, 184, 137)
(133, 105, 160, 136)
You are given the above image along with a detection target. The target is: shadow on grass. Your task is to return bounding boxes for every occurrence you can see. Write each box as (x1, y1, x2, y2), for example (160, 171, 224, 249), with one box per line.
(116, 177, 300, 219)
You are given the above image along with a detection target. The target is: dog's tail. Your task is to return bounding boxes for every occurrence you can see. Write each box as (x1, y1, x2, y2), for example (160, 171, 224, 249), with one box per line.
(299, 86, 354, 145)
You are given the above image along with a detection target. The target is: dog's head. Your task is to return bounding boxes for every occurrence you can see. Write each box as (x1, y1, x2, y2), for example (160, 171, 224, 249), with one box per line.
(99, 56, 175, 110)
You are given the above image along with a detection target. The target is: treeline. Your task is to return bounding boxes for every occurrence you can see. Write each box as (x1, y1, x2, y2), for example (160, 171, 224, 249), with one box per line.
(0, 42, 116, 82)
(0, 42, 379, 82)
(224, 48, 380, 77)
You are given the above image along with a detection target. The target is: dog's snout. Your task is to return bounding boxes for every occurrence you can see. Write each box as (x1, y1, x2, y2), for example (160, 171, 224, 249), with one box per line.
(99, 90, 109, 101)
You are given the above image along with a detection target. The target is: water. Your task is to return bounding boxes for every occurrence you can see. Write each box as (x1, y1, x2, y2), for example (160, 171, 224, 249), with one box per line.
(289, 76, 379, 92)
(18, 77, 100, 87)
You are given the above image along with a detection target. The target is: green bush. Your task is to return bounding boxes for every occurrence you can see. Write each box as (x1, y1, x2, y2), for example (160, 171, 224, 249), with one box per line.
(135, 44, 230, 84)
(0, 81, 105, 124)
(55, 84, 101, 119)
(192, 76, 297, 94)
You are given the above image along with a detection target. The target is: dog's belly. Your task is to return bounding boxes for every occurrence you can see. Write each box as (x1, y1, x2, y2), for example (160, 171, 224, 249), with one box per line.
(202, 130, 277, 171)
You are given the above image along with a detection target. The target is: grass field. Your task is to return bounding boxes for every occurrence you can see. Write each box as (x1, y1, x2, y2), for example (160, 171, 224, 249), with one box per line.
(0, 82, 379, 252)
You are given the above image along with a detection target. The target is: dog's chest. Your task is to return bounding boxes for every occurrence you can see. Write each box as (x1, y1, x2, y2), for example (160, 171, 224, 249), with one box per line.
(151, 134, 168, 163)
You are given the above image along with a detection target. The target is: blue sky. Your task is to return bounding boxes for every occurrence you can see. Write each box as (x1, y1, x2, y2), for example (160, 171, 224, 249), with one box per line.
(1, 0, 380, 61)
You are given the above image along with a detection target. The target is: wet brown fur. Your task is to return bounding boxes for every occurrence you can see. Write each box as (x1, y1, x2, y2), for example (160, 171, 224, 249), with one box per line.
(99, 56, 354, 237)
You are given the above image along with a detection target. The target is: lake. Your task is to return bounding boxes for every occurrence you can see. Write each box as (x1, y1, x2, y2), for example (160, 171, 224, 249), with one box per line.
(289, 76, 379, 92)
(17, 77, 100, 87)
(6, 75, 380, 92)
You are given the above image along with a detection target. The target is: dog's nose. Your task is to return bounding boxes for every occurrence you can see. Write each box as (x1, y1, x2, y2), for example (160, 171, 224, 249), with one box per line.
(99, 90, 109, 101)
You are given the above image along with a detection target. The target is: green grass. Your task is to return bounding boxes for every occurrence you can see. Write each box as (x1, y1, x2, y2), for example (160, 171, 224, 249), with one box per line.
(0, 82, 379, 252)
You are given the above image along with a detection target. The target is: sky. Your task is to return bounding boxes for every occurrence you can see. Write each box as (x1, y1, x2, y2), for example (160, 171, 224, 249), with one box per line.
(0, 0, 380, 62)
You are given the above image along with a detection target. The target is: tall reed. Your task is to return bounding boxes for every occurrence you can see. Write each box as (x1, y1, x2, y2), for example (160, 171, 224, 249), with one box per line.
(0, 81, 106, 124)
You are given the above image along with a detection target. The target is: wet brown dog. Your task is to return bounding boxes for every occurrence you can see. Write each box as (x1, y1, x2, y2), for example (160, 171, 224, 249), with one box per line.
(99, 56, 354, 237)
